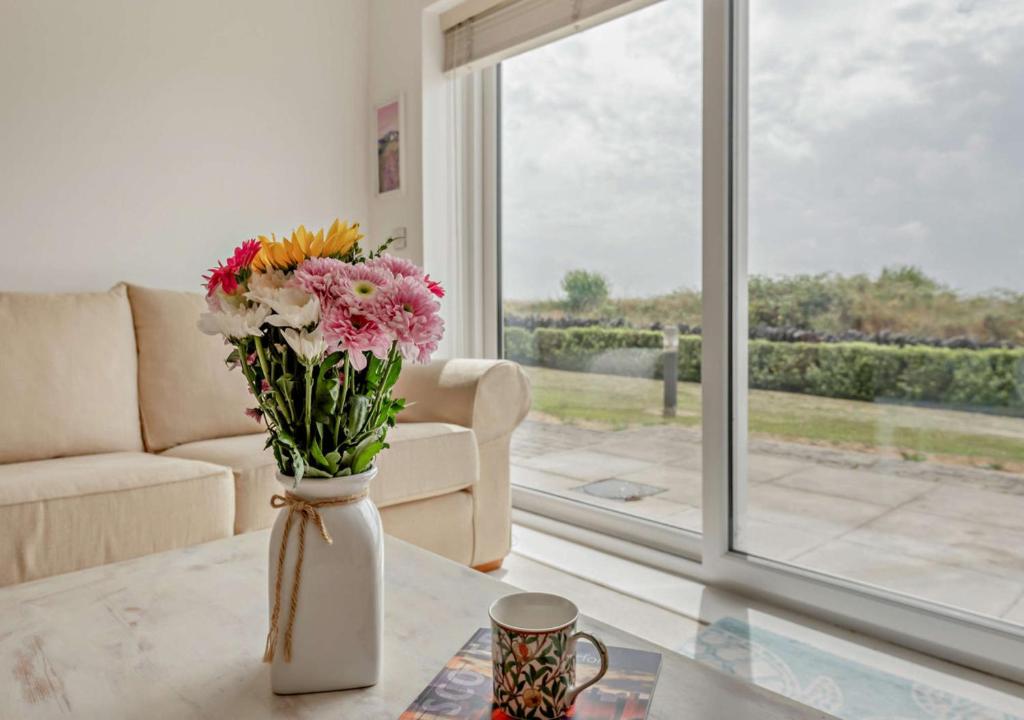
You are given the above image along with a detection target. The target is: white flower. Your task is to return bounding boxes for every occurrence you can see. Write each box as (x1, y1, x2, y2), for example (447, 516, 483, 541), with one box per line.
(198, 303, 270, 339)
(245, 269, 289, 304)
(282, 328, 328, 364)
(264, 287, 320, 329)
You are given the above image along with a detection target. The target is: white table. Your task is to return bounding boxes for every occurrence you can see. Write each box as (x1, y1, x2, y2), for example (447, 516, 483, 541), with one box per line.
(0, 531, 835, 719)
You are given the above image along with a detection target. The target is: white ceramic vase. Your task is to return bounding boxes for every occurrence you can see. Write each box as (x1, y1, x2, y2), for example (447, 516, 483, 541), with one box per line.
(267, 466, 383, 695)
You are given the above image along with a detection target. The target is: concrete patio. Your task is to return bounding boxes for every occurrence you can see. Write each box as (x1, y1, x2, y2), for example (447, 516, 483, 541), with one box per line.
(511, 418, 1024, 625)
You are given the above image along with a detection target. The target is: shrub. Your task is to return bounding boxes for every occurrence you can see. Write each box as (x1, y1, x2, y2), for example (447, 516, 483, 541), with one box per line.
(561, 270, 610, 313)
(507, 326, 1024, 411)
(503, 326, 537, 365)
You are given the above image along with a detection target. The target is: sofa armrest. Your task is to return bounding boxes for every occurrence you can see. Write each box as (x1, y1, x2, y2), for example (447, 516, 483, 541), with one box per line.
(394, 359, 531, 444)
(393, 359, 531, 567)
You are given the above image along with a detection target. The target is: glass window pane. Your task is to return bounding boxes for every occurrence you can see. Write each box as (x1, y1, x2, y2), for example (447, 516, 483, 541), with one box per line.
(500, 0, 703, 535)
(737, 0, 1024, 627)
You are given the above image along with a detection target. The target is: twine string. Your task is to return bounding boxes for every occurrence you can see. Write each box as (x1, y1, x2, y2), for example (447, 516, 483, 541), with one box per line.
(263, 488, 369, 663)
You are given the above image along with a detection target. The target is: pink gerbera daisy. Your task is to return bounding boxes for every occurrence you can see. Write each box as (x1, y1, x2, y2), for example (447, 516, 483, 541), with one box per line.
(378, 275, 444, 363)
(370, 254, 424, 280)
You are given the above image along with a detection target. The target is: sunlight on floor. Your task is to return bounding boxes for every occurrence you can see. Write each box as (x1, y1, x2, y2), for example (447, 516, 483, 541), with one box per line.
(490, 525, 1024, 720)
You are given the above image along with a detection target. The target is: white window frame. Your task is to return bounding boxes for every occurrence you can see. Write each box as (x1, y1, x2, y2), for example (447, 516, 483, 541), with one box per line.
(468, 0, 1024, 683)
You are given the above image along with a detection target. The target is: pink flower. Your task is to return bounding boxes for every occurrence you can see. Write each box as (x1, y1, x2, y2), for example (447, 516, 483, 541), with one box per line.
(244, 407, 264, 423)
(424, 274, 445, 298)
(320, 302, 392, 370)
(247, 352, 258, 366)
(377, 275, 444, 364)
(260, 378, 271, 393)
(292, 257, 349, 299)
(340, 263, 393, 304)
(370, 254, 424, 280)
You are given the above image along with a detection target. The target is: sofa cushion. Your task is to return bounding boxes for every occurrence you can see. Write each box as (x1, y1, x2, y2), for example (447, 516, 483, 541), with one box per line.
(0, 453, 234, 586)
(0, 285, 143, 464)
(161, 433, 277, 534)
(162, 422, 478, 534)
(126, 284, 256, 453)
(381, 492, 475, 566)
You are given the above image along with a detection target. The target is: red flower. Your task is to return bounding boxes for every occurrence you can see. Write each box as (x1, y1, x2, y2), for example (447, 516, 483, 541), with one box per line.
(424, 274, 445, 298)
(228, 238, 261, 271)
(203, 262, 238, 297)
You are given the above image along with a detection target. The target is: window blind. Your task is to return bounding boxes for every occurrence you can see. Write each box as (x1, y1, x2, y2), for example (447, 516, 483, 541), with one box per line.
(443, 0, 659, 72)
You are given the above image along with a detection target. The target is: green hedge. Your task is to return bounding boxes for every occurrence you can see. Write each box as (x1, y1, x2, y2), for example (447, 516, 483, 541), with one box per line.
(504, 326, 1024, 409)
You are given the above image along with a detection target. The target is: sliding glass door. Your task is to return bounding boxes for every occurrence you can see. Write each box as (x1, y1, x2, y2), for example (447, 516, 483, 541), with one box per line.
(702, 0, 1024, 682)
(480, 0, 1024, 682)
(498, 0, 704, 551)
(735, 0, 1024, 629)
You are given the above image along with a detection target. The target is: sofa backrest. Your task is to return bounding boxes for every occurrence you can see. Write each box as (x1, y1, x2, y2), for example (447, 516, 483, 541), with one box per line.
(0, 285, 144, 463)
(127, 284, 256, 452)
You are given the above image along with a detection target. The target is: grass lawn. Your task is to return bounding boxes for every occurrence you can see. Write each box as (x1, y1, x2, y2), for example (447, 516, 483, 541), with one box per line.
(524, 366, 1024, 472)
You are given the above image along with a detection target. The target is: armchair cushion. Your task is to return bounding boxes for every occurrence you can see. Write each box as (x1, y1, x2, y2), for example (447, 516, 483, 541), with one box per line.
(393, 359, 531, 444)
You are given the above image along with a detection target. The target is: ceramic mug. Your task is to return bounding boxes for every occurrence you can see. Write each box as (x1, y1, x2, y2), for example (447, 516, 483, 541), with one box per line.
(489, 592, 609, 719)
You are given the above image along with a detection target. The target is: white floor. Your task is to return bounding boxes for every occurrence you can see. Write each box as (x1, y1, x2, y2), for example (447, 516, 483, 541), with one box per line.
(489, 524, 1024, 718)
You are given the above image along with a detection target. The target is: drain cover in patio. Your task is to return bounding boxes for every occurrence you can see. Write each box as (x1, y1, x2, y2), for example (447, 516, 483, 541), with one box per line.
(575, 478, 667, 502)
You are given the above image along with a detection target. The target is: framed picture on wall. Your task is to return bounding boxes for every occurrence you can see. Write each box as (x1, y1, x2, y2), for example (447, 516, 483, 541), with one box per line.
(374, 96, 403, 197)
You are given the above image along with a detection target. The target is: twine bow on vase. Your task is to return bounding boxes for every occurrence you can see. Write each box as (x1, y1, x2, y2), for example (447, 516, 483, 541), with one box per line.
(263, 489, 368, 663)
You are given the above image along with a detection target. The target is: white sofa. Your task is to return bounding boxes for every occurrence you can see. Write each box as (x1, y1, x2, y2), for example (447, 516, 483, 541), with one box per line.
(0, 284, 530, 587)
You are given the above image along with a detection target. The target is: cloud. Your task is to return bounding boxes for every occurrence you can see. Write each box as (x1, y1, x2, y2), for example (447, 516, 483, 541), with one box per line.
(501, 0, 1024, 300)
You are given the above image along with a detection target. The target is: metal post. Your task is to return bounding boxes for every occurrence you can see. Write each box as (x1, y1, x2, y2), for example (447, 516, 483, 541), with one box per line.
(663, 326, 679, 418)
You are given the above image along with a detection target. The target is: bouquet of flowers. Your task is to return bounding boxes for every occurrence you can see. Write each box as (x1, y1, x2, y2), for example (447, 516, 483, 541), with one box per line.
(199, 219, 444, 485)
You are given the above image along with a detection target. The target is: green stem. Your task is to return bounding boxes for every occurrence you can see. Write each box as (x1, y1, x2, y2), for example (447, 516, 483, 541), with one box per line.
(333, 355, 351, 449)
(303, 364, 314, 447)
(366, 344, 398, 428)
(254, 336, 292, 425)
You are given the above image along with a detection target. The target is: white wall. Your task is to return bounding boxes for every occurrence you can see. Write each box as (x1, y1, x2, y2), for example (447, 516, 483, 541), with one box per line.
(369, 0, 464, 354)
(0, 0, 369, 292)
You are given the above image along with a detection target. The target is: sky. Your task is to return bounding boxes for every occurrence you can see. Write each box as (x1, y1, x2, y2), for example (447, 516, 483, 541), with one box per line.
(500, 0, 1024, 300)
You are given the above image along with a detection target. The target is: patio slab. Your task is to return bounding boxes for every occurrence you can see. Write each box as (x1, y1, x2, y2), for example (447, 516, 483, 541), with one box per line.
(903, 485, 1024, 532)
(617, 465, 702, 507)
(774, 466, 936, 507)
(747, 454, 808, 484)
(1006, 594, 1024, 624)
(734, 519, 836, 561)
(518, 448, 656, 482)
(742, 484, 890, 539)
(792, 539, 1024, 619)
(841, 509, 1024, 583)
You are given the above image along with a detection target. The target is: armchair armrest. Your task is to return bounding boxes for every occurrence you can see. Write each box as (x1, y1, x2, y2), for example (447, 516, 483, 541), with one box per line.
(394, 359, 531, 444)
(393, 359, 531, 567)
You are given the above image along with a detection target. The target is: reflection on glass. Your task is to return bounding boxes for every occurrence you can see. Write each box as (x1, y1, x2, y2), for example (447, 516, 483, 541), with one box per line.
(500, 0, 703, 533)
(737, 0, 1024, 627)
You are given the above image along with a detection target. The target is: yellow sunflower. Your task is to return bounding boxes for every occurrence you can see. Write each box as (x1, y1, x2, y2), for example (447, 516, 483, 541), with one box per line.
(251, 219, 363, 271)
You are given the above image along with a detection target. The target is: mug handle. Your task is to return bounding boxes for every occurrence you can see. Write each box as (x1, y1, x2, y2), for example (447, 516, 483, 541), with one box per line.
(565, 631, 609, 707)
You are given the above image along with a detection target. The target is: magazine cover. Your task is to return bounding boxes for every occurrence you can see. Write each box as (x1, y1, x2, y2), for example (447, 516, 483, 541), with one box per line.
(400, 628, 661, 720)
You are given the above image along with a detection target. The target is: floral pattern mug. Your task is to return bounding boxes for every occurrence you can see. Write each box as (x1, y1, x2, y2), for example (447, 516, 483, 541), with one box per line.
(489, 592, 609, 719)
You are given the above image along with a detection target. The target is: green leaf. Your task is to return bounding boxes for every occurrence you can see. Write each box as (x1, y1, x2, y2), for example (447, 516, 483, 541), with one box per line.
(313, 375, 339, 423)
(320, 351, 344, 374)
(303, 465, 332, 478)
(346, 395, 370, 438)
(383, 355, 403, 390)
(288, 447, 305, 485)
(310, 440, 339, 475)
(351, 437, 384, 475)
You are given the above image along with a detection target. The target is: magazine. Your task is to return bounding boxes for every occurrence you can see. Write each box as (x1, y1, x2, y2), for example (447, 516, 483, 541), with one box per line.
(400, 628, 661, 720)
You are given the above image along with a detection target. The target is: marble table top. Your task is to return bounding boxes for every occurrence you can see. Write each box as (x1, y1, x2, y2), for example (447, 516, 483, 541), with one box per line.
(0, 531, 835, 719)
